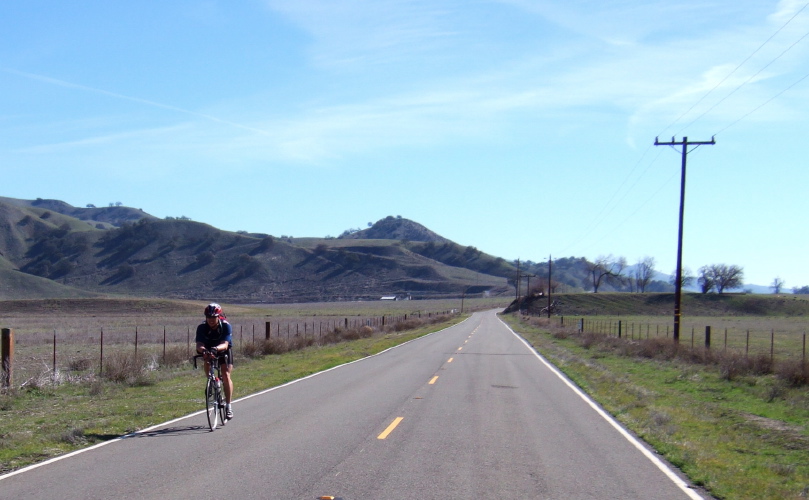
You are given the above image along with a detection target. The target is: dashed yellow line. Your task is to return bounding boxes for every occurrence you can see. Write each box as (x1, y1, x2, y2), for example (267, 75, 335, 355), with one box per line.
(429, 376, 439, 385)
(378, 417, 404, 440)
(447, 357, 453, 363)
(457, 347, 463, 351)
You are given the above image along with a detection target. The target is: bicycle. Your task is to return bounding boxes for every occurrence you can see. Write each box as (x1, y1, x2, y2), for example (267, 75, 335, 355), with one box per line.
(193, 349, 228, 431)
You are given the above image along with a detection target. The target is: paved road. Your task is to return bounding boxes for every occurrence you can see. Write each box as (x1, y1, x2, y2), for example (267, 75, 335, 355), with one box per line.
(1, 310, 703, 499)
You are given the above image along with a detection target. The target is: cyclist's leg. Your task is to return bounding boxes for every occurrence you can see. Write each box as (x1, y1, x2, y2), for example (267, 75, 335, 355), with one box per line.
(220, 349, 233, 404)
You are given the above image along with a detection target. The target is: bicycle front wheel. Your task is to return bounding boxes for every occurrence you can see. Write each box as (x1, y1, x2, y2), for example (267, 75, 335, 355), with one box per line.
(205, 378, 219, 431)
(218, 386, 226, 424)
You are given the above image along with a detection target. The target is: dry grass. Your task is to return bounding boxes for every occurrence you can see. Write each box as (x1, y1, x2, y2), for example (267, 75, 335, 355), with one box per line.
(4, 306, 459, 391)
(523, 315, 808, 387)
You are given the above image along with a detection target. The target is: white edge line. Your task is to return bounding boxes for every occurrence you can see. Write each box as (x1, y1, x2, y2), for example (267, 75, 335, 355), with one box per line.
(497, 315, 704, 500)
(0, 314, 473, 482)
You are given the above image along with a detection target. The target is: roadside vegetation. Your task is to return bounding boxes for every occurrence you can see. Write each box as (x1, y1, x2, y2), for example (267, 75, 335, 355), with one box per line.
(501, 313, 809, 500)
(0, 308, 468, 474)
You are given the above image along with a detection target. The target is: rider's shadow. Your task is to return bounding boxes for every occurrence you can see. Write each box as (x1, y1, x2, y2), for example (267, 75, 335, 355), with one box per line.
(125, 425, 212, 438)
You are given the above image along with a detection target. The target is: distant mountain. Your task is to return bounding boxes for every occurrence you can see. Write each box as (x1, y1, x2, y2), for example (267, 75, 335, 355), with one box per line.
(338, 216, 448, 242)
(0, 196, 774, 302)
(0, 196, 157, 229)
(0, 197, 512, 302)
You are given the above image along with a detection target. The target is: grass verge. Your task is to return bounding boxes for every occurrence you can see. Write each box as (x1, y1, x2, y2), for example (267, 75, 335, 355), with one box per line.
(0, 315, 464, 474)
(500, 314, 809, 500)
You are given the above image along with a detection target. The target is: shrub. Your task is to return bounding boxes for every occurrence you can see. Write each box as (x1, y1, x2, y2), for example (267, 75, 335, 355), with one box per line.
(393, 320, 421, 332)
(241, 338, 291, 358)
(59, 427, 86, 445)
(102, 352, 144, 384)
(241, 341, 262, 359)
(718, 352, 747, 381)
(288, 336, 315, 350)
(68, 357, 92, 372)
(775, 359, 809, 387)
(160, 346, 189, 368)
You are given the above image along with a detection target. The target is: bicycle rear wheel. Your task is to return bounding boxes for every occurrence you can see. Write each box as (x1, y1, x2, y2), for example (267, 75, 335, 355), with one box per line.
(205, 378, 219, 431)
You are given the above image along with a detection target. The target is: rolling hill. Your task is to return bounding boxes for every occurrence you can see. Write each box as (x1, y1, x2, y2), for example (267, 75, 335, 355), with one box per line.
(0, 197, 513, 302)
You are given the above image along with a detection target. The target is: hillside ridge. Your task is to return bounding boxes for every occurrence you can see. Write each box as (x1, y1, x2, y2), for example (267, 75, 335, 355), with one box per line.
(0, 197, 512, 302)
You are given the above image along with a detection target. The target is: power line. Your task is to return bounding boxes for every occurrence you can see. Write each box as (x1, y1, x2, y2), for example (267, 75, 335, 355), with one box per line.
(663, 2, 809, 138)
(559, 4, 809, 259)
(715, 70, 809, 136)
(680, 27, 809, 135)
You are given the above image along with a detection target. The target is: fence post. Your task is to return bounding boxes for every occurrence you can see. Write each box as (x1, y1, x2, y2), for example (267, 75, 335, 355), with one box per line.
(2, 328, 13, 389)
(265, 321, 271, 340)
(163, 326, 167, 363)
(99, 328, 104, 375)
(705, 326, 711, 349)
(746, 330, 750, 356)
(53, 330, 57, 374)
(618, 321, 622, 339)
(135, 326, 139, 357)
(771, 329, 774, 361)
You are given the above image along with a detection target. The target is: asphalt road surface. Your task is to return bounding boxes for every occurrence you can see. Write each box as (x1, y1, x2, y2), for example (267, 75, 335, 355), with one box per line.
(1, 310, 704, 499)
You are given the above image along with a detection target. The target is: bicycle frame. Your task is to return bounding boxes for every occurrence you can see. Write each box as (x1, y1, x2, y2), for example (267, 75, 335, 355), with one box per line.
(193, 351, 227, 430)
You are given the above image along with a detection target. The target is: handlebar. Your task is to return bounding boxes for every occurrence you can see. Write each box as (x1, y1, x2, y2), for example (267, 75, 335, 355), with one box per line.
(192, 349, 227, 369)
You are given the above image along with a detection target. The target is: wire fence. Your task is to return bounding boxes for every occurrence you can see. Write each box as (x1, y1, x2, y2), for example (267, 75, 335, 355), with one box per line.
(536, 315, 808, 364)
(1, 310, 455, 389)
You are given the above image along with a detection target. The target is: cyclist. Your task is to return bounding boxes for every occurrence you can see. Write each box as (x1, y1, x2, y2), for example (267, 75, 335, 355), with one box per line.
(195, 303, 234, 420)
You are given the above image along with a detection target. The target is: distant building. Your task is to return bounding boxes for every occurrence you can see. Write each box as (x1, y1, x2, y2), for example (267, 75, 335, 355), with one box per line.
(380, 294, 412, 301)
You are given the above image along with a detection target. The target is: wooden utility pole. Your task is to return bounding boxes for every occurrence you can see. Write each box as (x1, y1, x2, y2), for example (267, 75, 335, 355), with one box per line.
(547, 255, 552, 319)
(654, 136, 715, 343)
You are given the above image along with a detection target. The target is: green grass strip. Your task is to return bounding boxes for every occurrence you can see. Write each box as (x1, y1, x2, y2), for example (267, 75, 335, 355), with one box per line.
(501, 314, 809, 500)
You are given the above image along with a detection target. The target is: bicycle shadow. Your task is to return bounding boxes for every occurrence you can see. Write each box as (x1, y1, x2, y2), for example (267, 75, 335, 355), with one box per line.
(126, 425, 213, 438)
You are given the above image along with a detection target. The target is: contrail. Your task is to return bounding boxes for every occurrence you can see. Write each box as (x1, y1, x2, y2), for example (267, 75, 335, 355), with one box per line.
(2, 67, 273, 136)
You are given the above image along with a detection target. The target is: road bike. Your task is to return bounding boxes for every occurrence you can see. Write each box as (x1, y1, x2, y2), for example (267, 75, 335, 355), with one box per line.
(193, 349, 227, 431)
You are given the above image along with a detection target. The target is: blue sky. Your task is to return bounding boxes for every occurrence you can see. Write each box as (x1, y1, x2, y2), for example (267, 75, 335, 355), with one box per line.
(2, 1, 808, 290)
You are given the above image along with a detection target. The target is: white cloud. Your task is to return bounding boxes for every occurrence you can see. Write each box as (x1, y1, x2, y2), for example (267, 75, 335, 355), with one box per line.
(264, 0, 460, 68)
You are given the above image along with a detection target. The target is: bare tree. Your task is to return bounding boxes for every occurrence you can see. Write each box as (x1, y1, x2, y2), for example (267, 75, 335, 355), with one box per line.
(711, 264, 744, 293)
(699, 264, 744, 294)
(634, 256, 656, 293)
(587, 255, 626, 293)
(669, 267, 695, 289)
(697, 266, 715, 294)
(771, 277, 785, 294)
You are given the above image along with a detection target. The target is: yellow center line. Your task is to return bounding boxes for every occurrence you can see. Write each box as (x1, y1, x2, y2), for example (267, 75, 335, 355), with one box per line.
(457, 347, 463, 351)
(429, 376, 439, 385)
(378, 417, 404, 440)
(447, 357, 453, 363)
